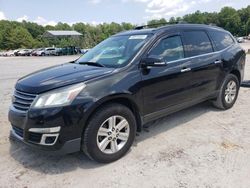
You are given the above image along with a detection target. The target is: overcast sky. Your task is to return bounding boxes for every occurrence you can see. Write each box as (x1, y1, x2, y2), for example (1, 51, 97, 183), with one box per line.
(0, 0, 249, 26)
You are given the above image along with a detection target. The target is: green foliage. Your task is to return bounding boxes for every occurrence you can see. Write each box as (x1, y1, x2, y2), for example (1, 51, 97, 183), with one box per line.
(6, 26, 35, 49)
(0, 21, 36, 49)
(21, 21, 45, 38)
(218, 7, 241, 35)
(54, 22, 72, 30)
(147, 18, 167, 27)
(0, 5, 250, 50)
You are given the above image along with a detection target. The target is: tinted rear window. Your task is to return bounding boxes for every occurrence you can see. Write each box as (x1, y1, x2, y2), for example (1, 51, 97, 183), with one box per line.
(209, 31, 235, 51)
(182, 31, 213, 57)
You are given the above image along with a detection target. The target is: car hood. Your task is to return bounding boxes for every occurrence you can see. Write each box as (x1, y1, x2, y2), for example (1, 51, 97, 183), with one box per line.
(16, 62, 115, 94)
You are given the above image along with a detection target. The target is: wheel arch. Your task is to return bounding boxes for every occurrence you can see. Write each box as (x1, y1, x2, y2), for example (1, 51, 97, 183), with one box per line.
(230, 69, 241, 83)
(82, 94, 143, 134)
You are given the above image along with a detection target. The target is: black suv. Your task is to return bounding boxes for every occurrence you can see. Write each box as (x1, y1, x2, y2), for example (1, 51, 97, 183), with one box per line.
(9, 24, 245, 163)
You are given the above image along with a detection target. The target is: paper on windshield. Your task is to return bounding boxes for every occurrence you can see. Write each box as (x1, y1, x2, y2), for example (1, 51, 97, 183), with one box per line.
(129, 35, 147, 40)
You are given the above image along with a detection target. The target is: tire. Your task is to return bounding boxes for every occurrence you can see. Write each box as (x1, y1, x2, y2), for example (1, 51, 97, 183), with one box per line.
(82, 103, 136, 163)
(213, 74, 240, 110)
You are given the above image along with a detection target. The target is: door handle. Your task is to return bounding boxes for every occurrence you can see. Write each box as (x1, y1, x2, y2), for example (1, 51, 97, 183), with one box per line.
(181, 67, 191, 73)
(214, 60, 222, 64)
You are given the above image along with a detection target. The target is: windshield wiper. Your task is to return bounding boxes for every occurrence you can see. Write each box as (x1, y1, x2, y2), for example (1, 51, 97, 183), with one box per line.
(78, 61, 105, 67)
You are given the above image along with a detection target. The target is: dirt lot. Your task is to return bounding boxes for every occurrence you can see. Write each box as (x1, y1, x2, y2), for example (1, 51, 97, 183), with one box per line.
(0, 44, 250, 188)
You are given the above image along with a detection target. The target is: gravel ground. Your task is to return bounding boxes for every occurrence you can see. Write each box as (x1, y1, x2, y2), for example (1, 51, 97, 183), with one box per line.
(0, 44, 250, 188)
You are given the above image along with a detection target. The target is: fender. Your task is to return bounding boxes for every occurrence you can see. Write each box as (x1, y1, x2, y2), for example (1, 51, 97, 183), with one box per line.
(78, 93, 143, 133)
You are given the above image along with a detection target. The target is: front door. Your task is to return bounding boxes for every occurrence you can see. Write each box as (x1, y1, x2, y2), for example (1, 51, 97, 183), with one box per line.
(141, 34, 194, 121)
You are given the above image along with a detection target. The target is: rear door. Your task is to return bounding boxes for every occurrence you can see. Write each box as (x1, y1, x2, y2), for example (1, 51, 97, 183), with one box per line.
(181, 30, 223, 100)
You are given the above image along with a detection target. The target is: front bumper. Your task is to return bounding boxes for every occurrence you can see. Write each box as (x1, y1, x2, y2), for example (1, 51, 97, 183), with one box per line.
(8, 104, 84, 154)
(10, 129, 81, 155)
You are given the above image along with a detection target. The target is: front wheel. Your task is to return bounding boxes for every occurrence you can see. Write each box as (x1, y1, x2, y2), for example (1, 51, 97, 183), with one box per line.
(82, 103, 136, 163)
(213, 74, 240, 110)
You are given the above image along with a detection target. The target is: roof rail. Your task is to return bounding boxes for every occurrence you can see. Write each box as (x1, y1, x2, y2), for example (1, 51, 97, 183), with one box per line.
(134, 21, 189, 30)
(208, 23, 217, 26)
(134, 23, 167, 30)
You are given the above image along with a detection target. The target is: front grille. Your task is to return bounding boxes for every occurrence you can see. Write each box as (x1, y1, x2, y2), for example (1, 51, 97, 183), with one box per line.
(28, 132, 42, 143)
(12, 126, 24, 138)
(12, 90, 37, 112)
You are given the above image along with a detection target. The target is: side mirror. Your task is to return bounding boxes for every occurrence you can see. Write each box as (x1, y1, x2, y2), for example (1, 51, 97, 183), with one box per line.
(141, 56, 167, 68)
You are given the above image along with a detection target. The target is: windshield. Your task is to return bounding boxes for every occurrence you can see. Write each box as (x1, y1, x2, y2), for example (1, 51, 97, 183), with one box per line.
(76, 34, 152, 68)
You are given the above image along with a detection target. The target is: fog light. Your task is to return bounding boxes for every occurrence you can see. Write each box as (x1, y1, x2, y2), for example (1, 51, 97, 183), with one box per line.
(29, 126, 61, 133)
(40, 133, 59, 145)
(45, 136, 57, 144)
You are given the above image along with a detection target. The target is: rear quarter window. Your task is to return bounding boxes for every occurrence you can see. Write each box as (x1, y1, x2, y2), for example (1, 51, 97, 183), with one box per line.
(209, 31, 235, 51)
(182, 31, 213, 57)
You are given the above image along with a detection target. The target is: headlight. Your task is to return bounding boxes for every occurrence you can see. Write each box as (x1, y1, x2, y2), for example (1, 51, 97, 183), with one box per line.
(32, 83, 86, 108)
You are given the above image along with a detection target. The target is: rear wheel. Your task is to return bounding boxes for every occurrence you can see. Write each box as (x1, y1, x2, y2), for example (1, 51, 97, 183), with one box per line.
(82, 103, 136, 163)
(213, 74, 239, 110)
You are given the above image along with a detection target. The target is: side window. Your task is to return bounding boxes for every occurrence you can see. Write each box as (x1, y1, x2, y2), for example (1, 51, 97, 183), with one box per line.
(182, 31, 213, 57)
(209, 31, 235, 51)
(149, 36, 184, 62)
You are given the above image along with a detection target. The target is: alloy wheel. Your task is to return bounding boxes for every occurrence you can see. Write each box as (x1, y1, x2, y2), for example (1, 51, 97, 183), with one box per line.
(224, 80, 237, 104)
(96, 115, 130, 154)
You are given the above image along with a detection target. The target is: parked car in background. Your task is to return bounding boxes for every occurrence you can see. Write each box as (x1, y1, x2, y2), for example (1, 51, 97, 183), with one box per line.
(0, 51, 11, 56)
(32, 47, 57, 56)
(55, 48, 62, 56)
(1, 49, 20, 56)
(44, 47, 57, 56)
(5, 50, 14, 56)
(1, 47, 83, 57)
(57, 46, 80, 56)
(17, 49, 33, 56)
(31, 49, 37, 56)
(237, 37, 244, 43)
(14, 50, 21, 56)
(81, 48, 90, 54)
(31, 48, 44, 56)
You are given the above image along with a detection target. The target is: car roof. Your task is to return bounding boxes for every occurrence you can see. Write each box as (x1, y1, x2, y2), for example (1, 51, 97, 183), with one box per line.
(115, 24, 227, 37)
(114, 28, 155, 36)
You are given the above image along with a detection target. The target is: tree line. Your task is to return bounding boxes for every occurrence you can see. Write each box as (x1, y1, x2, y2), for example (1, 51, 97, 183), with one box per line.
(0, 5, 250, 50)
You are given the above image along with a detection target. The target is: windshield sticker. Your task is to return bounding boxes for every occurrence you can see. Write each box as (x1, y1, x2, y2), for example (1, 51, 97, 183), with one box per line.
(129, 35, 147, 40)
(117, 59, 126, 64)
